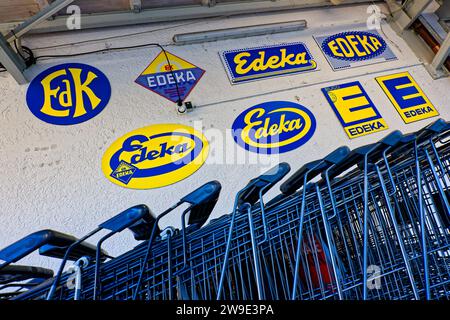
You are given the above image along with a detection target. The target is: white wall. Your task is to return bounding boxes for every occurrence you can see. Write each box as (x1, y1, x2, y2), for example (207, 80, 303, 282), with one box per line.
(1, 4, 449, 270)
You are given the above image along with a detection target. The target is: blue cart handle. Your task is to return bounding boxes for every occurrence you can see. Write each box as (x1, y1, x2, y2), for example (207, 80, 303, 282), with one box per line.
(0, 230, 100, 270)
(181, 180, 222, 229)
(325, 131, 403, 180)
(280, 146, 349, 196)
(237, 163, 291, 207)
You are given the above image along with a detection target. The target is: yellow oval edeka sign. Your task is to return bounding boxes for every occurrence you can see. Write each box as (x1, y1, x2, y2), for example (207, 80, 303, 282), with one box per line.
(102, 124, 209, 189)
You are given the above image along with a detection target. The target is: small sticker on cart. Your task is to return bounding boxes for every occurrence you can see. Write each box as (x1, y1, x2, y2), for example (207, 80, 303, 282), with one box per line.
(376, 72, 439, 124)
(314, 30, 397, 71)
(322, 81, 388, 139)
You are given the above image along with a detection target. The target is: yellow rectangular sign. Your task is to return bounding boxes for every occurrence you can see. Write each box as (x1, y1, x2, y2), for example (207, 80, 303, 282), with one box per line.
(376, 72, 439, 124)
(322, 81, 388, 139)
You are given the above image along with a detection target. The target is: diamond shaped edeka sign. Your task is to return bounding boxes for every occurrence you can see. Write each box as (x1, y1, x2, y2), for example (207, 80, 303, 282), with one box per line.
(135, 51, 205, 103)
(110, 160, 138, 185)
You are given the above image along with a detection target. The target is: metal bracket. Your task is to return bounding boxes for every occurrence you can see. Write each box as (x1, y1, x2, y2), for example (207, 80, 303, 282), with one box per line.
(0, 0, 76, 84)
(35, 0, 50, 10)
(5, 0, 75, 42)
(130, 0, 142, 13)
(201, 0, 217, 7)
(386, 0, 449, 78)
(387, 0, 433, 32)
(436, 0, 450, 21)
(426, 32, 450, 78)
(0, 33, 27, 84)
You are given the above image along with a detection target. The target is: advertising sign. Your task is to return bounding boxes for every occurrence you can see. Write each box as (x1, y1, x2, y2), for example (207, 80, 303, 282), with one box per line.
(322, 81, 388, 139)
(26, 63, 111, 125)
(314, 30, 397, 71)
(231, 101, 317, 154)
(376, 72, 439, 123)
(135, 51, 205, 103)
(220, 43, 317, 84)
(102, 124, 209, 189)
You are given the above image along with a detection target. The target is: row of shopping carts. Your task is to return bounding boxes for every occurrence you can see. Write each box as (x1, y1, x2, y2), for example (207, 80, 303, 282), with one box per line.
(1, 118, 449, 300)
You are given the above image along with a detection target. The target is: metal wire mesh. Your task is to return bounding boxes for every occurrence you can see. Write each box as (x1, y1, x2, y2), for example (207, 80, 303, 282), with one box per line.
(8, 122, 450, 301)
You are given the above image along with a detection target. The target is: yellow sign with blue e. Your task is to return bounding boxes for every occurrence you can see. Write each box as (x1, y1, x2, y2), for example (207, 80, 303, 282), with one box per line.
(322, 81, 388, 139)
(376, 72, 439, 124)
(102, 124, 209, 189)
(220, 43, 317, 84)
(26, 63, 111, 125)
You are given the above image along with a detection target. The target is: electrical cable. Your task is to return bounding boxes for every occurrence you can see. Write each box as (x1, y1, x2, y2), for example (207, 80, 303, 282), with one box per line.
(30, 20, 202, 51)
(1, 41, 183, 106)
(34, 43, 183, 105)
(14, 40, 35, 67)
(0, 40, 35, 73)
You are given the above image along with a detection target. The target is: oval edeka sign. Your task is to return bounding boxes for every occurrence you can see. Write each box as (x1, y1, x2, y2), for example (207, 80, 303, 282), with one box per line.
(26, 63, 111, 125)
(102, 124, 209, 189)
(321, 31, 387, 61)
(231, 101, 316, 154)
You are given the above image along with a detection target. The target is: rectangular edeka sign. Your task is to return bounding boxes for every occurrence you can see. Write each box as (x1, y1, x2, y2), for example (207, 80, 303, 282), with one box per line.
(375, 72, 439, 124)
(314, 30, 397, 71)
(220, 42, 317, 84)
(322, 81, 388, 139)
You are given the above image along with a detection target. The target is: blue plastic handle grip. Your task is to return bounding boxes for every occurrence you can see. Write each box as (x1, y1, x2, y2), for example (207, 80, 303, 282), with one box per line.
(99, 204, 150, 233)
(181, 180, 222, 206)
(238, 163, 291, 206)
(280, 146, 350, 195)
(0, 230, 78, 265)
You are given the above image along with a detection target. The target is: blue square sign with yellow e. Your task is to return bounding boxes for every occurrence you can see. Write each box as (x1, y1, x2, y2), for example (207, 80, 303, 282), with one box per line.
(376, 72, 439, 124)
(322, 81, 388, 139)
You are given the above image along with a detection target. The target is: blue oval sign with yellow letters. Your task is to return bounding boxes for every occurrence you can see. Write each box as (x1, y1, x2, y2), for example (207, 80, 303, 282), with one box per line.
(321, 31, 386, 61)
(231, 101, 316, 154)
(102, 124, 209, 189)
(26, 63, 111, 125)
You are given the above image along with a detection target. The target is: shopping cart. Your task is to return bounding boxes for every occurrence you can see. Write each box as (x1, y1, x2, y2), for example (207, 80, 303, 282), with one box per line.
(8, 118, 450, 301)
(0, 229, 108, 299)
(11, 181, 222, 300)
(45, 204, 160, 300)
(216, 162, 291, 300)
